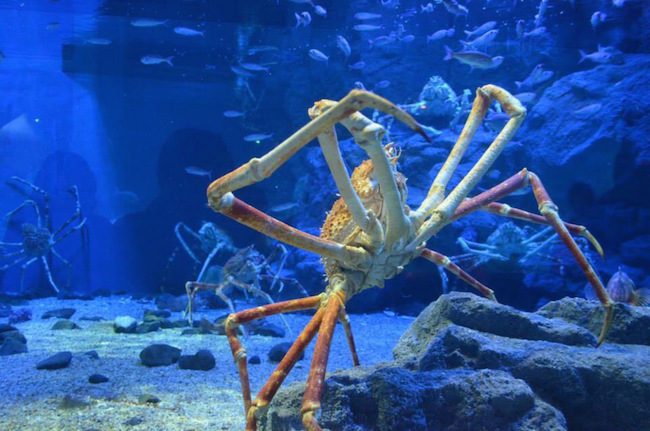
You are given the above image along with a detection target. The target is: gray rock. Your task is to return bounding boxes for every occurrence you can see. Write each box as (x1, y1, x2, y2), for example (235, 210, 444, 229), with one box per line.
(268, 342, 304, 363)
(88, 373, 109, 384)
(138, 393, 161, 404)
(41, 308, 76, 319)
(36, 351, 72, 370)
(258, 366, 566, 431)
(178, 349, 216, 371)
(250, 321, 286, 338)
(0, 337, 28, 355)
(135, 320, 161, 333)
(113, 315, 138, 334)
(538, 297, 650, 345)
(248, 355, 261, 365)
(51, 319, 80, 330)
(59, 394, 91, 409)
(139, 343, 181, 367)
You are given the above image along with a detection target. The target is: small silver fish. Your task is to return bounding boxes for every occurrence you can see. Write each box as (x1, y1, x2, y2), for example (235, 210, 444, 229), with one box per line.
(295, 11, 312, 27)
(270, 202, 299, 213)
(373, 80, 391, 90)
(513, 92, 537, 104)
(400, 34, 416, 43)
(130, 18, 168, 27)
(349, 61, 366, 70)
(591, 11, 607, 28)
(579, 45, 620, 64)
(523, 26, 547, 38)
(444, 46, 503, 69)
(354, 12, 382, 20)
(573, 103, 602, 119)
(244, 133, 273, 143)
(140, 55, 173, 66)
(336, 35, 351, 57)
(185, 166, 211, 178)
(421, 3, 434, 13)
(247, 45, 279, 55)
(313, 5, 327, 17)
(308, 49, 329, 62)
(515, 64, 553, 89)
(353, 24, 382, 31)
(603, 269, 649, 306)
(464, 21, 497, 39)
(239, 62, 269, 72)
(85, 38, 112, 45)
(369, 35, 395, 48)
(427, 28, 454, 42)
(230, 65, 255, 77)
(174, 26, 204, 37)
(223, 110, 245, 118)
(461, 29, 499, 51)
(516, 20, 526, 39)
(441, 0, 468, 16)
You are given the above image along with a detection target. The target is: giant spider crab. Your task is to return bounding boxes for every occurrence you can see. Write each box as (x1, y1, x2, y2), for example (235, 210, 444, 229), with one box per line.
(206, 87, 614, 431)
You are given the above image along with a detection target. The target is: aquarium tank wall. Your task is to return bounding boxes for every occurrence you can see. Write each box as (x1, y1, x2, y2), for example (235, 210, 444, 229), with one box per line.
(0, 0, 648, 430)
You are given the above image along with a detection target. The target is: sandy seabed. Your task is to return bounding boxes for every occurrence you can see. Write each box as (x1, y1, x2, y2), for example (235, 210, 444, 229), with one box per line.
(0, 296, 413, 431)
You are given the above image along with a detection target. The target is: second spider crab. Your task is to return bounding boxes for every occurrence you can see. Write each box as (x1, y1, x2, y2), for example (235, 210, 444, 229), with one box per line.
(206, 87, 614, 430)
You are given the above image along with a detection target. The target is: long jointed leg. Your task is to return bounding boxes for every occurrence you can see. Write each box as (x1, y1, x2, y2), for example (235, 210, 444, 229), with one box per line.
(224, 295, 322, 425)
(420, 248, 496, 301)
(528, 172, 613, 345)
(338, 307, 360, 366)
(302, 289, 345, 431)
(412, 86, 526, 247)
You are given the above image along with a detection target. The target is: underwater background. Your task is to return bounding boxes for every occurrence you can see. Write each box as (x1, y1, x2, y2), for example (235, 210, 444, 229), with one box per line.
(0, 0, 649, 430)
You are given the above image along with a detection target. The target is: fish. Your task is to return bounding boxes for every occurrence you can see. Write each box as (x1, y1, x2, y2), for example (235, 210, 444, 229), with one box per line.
(130, 18, 168, 27)
(185, 166, 211, 178)
(353, 24, 382, 31)
(223, 110, 245, 118)
(289, 0, 314, 4)
(373, 80, 391, 90)
(513, 92, 537, 104)
(534, 0, 548, 28)
(440, 0, 468, 16)
(591, 11, 607, 28)
(174, 27, 204, 37)
(461, 29, 499, 51)
(587, 269, 649, 306)
(140, 55, 173, 66)
(381, 0, 400, 8)
(515, 64, 553, 89)
(349, 61, 366, 70)
(295, 11, 312, 27)
(484, 110, 510, 132)
(612, 0, 627, 7)
(308, 49, 329, 62)
(443, 46, 504, 69)
(515, 19, 526, 39)
(230, 65, 255, 77)
(354, 12, 382, 20)
(464, 21, 497, 38)
(313, 5, 327, 17)
(336, 35, 351, 57)
(269, 202, 299, 213)
(427, 28, 455, 42)
(400, 34, 416, 43)
(239, 62, 269, 72)
(523, 26, 547, 38)
(247, 45, 279, 55)
(421, 3, 434, 13)
(354, 81, 367, 90)
(583, 45, 623, 64)
(369, 35, 396, 48)
(573, 103, 602, 119)
(85, 38, 112, 45)
(244, 133, 273, 143)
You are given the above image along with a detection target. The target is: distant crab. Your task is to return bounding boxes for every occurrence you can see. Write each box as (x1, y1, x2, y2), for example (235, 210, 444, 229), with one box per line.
(184, 244, 307, 329)
(205, 88, 613, 430)
(0, 177, 86, 293)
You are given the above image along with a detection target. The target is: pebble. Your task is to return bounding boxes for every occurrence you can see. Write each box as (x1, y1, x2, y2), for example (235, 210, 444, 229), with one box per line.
(51, 319, 80, 330)
(41, 308, 76, 319)
(59, 394, 91, 409)
(248, 355, 261, 365)
(88, 373, 109, 384)
(139, 343, 181, 367)
(84, 350, 100, 360)
(114, 315, 138, 333)
(36, 351, 72, 370)
(138, 393, 161, 404)
(268, 342, 304, 363)
(178, 349, 216, 371)
(124, 416, 144, 426)
(0, 325, 28, 355)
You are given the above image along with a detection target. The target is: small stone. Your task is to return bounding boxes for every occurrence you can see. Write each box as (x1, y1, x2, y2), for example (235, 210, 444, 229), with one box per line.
(178, 349, 216, 371)
(172, 319, 191, 328)
(181, 328, 200, 336)
(88, 373, 109, 384)
(80, 316, 105, 321)
(51, 319, 80, 330)
(36, 351, 72, 370)
(42, 308, 76, 319)
(8, 308, 32, 323)
(124, 416, 144, 426)
(250, 321, 286, 338)
(0, 337, 28, 355)
(248, 355, 261, 365)
(140, 343, 181, 367)
(144, 309, 171, 319)
(135, 320, 161, 333)
(268, 342, 303, 363)
(84, 350, 100, 360)
(59, 394, 90, 409)
(138, 393, 161, 404)
(114, 316, 138, 334)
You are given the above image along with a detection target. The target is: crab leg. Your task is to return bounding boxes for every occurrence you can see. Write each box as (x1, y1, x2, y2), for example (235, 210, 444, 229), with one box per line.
(225, 295, 323, 418)
(338, 307, 360, 366)
(229, 278, 292, 335)
(6, 200, 41, 227)
(312, 125, 384, 244)
(412, 85, 526, 246)
(174, 223, 202, 264)
(420, 248, 496, 300)
(302, 289, 345, 431)
(41, 256, 60, 293)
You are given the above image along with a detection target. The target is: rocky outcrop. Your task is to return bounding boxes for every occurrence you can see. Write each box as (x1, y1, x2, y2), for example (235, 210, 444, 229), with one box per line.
(260, 293, 650, 431)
